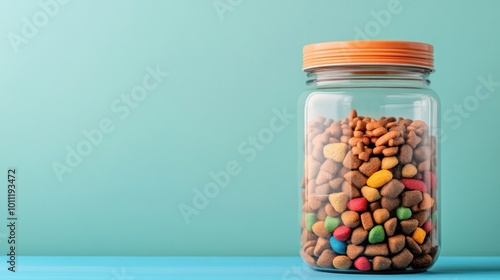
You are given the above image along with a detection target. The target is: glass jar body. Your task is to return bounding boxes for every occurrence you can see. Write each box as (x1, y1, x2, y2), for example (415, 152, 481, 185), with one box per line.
(300, 67, 440, 273)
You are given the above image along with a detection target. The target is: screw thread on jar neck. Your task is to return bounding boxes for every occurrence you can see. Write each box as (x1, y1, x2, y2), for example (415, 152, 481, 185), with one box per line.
(305, 65, 432, 88)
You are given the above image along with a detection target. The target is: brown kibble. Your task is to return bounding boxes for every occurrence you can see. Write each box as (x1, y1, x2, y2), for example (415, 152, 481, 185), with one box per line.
(400, 219, 419, 235)
(312, 146, 326, 162)
(346, 244, 365, 260)
(365, 244, 389, 256)
(343, 170, 367, 188)
(413, 210, 431, 227)
(314, 183, 330, 200)
(317, 206, 327, 220)
(300, 249, 316, 266)
(405, 236, 423, 255)
(388, 137, 405, 147)
(388, 234, 406, 254)
(341, 211, 360, 228)
(339, 167, 350, 178)
(343, 151, 362, 169)
(303, 240, 316, 252)
(381, 197, 401, 212)
(359, 157, 381, 177)
(325, 122, 342, 138)
(333, 255, 353, 269)
(312, 131, 329, 146)
(316, 170, 333, 185)
(373, 256, 392, 271)
(411, 254, 433, 269)
(329, 178, 344, 191)
(391, 248, 414, 270)
(307, 157, 321, 179)
(313, 237, 330, 256)
(325, 204, 340, 217)
(420, 237, 432, 254)
(351, 227, 368, 245)
(398, 144, 413, 165)
(402, 190, 423, 207)
(419, 193, 435, 210)
(342, 181, 361, 198)
(366, 121, 380, 131)
(361, 212, 374, 230)
(418, 160, 431, 172)
(406, 131, 422, 148)
(370, 201, 382, 212)
(372, 127, 387, 137)
(373, 145, 386, 155)
(380, 179, 405, 198)
(305, 246, 315, 256)
(384, 218, 398, 237)
(358, 151, 370, 162)
(301, 228, 316, 246)
(373, 208, 390, 224)
(308, 196, 323, 210)
(413, 145, 430, 162)
(320, 159, 341, 175)
(375, 131, 400, 146)
(353, 131, 364, 138)
(317, 249, 336, 268)
(382, 147, 399, 156)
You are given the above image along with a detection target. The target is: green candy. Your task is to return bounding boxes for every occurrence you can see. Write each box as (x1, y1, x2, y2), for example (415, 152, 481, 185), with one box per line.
(368, 225, 385, 244)
(305, 213, 318, 232)
(324, 216, 340, 232)
(396, 207, 412, 220)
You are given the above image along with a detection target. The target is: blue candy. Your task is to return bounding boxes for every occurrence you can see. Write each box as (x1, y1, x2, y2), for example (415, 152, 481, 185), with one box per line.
(329, 236, 347, 254)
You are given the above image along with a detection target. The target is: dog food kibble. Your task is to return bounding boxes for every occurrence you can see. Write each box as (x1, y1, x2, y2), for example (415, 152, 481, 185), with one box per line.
(368, 225, 386, 244)
(354, 256, 372, 271)
(333, 255, 353, 269)
(330, 236, 347, 254)
(373, 256, 392, 271)
(302, 110, 438, 272)
(396, 207, 412, 220)
(347, 244, 365, 259)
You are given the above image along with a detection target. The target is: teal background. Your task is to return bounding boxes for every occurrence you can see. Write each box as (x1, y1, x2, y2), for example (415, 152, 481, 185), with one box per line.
(0, 0, 499, 257)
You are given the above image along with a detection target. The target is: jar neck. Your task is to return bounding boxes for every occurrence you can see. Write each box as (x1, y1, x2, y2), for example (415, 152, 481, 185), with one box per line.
(305, 65, 432, 88)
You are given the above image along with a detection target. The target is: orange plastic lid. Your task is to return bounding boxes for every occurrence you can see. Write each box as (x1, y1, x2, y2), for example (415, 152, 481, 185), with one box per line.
(303, 40, 434, 71)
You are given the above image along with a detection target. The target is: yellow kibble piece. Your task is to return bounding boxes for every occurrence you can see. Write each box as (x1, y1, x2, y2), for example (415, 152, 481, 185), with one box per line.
(361, 186, 381, 202)
(367, 170, 393, 188)
(323, 143, 348, 163)
(381, 156, 398, 170)
(412, 227, 426, 244)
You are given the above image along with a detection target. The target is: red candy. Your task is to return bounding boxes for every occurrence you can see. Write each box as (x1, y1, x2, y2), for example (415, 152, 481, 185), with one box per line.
(401, 179, 427, 192)
(354, 256, 371, 271)
(422, 221, 434, 233)
(333, 225, 352, 241)
(423, 171, 437, 190)
(347, 197, 368, 212)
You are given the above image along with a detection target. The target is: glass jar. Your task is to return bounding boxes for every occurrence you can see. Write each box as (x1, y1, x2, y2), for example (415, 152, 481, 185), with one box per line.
(300, 41, 439, 273)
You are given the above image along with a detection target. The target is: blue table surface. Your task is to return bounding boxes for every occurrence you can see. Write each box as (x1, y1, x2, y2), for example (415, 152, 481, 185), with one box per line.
(0, 256, 498, 279)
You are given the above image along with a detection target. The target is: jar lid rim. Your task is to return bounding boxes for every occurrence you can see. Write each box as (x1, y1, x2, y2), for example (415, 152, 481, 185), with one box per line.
(303, 40, 434, 71)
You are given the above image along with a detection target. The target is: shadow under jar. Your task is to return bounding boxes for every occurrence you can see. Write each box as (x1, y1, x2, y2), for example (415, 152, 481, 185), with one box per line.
(300, 41, 440, 273)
